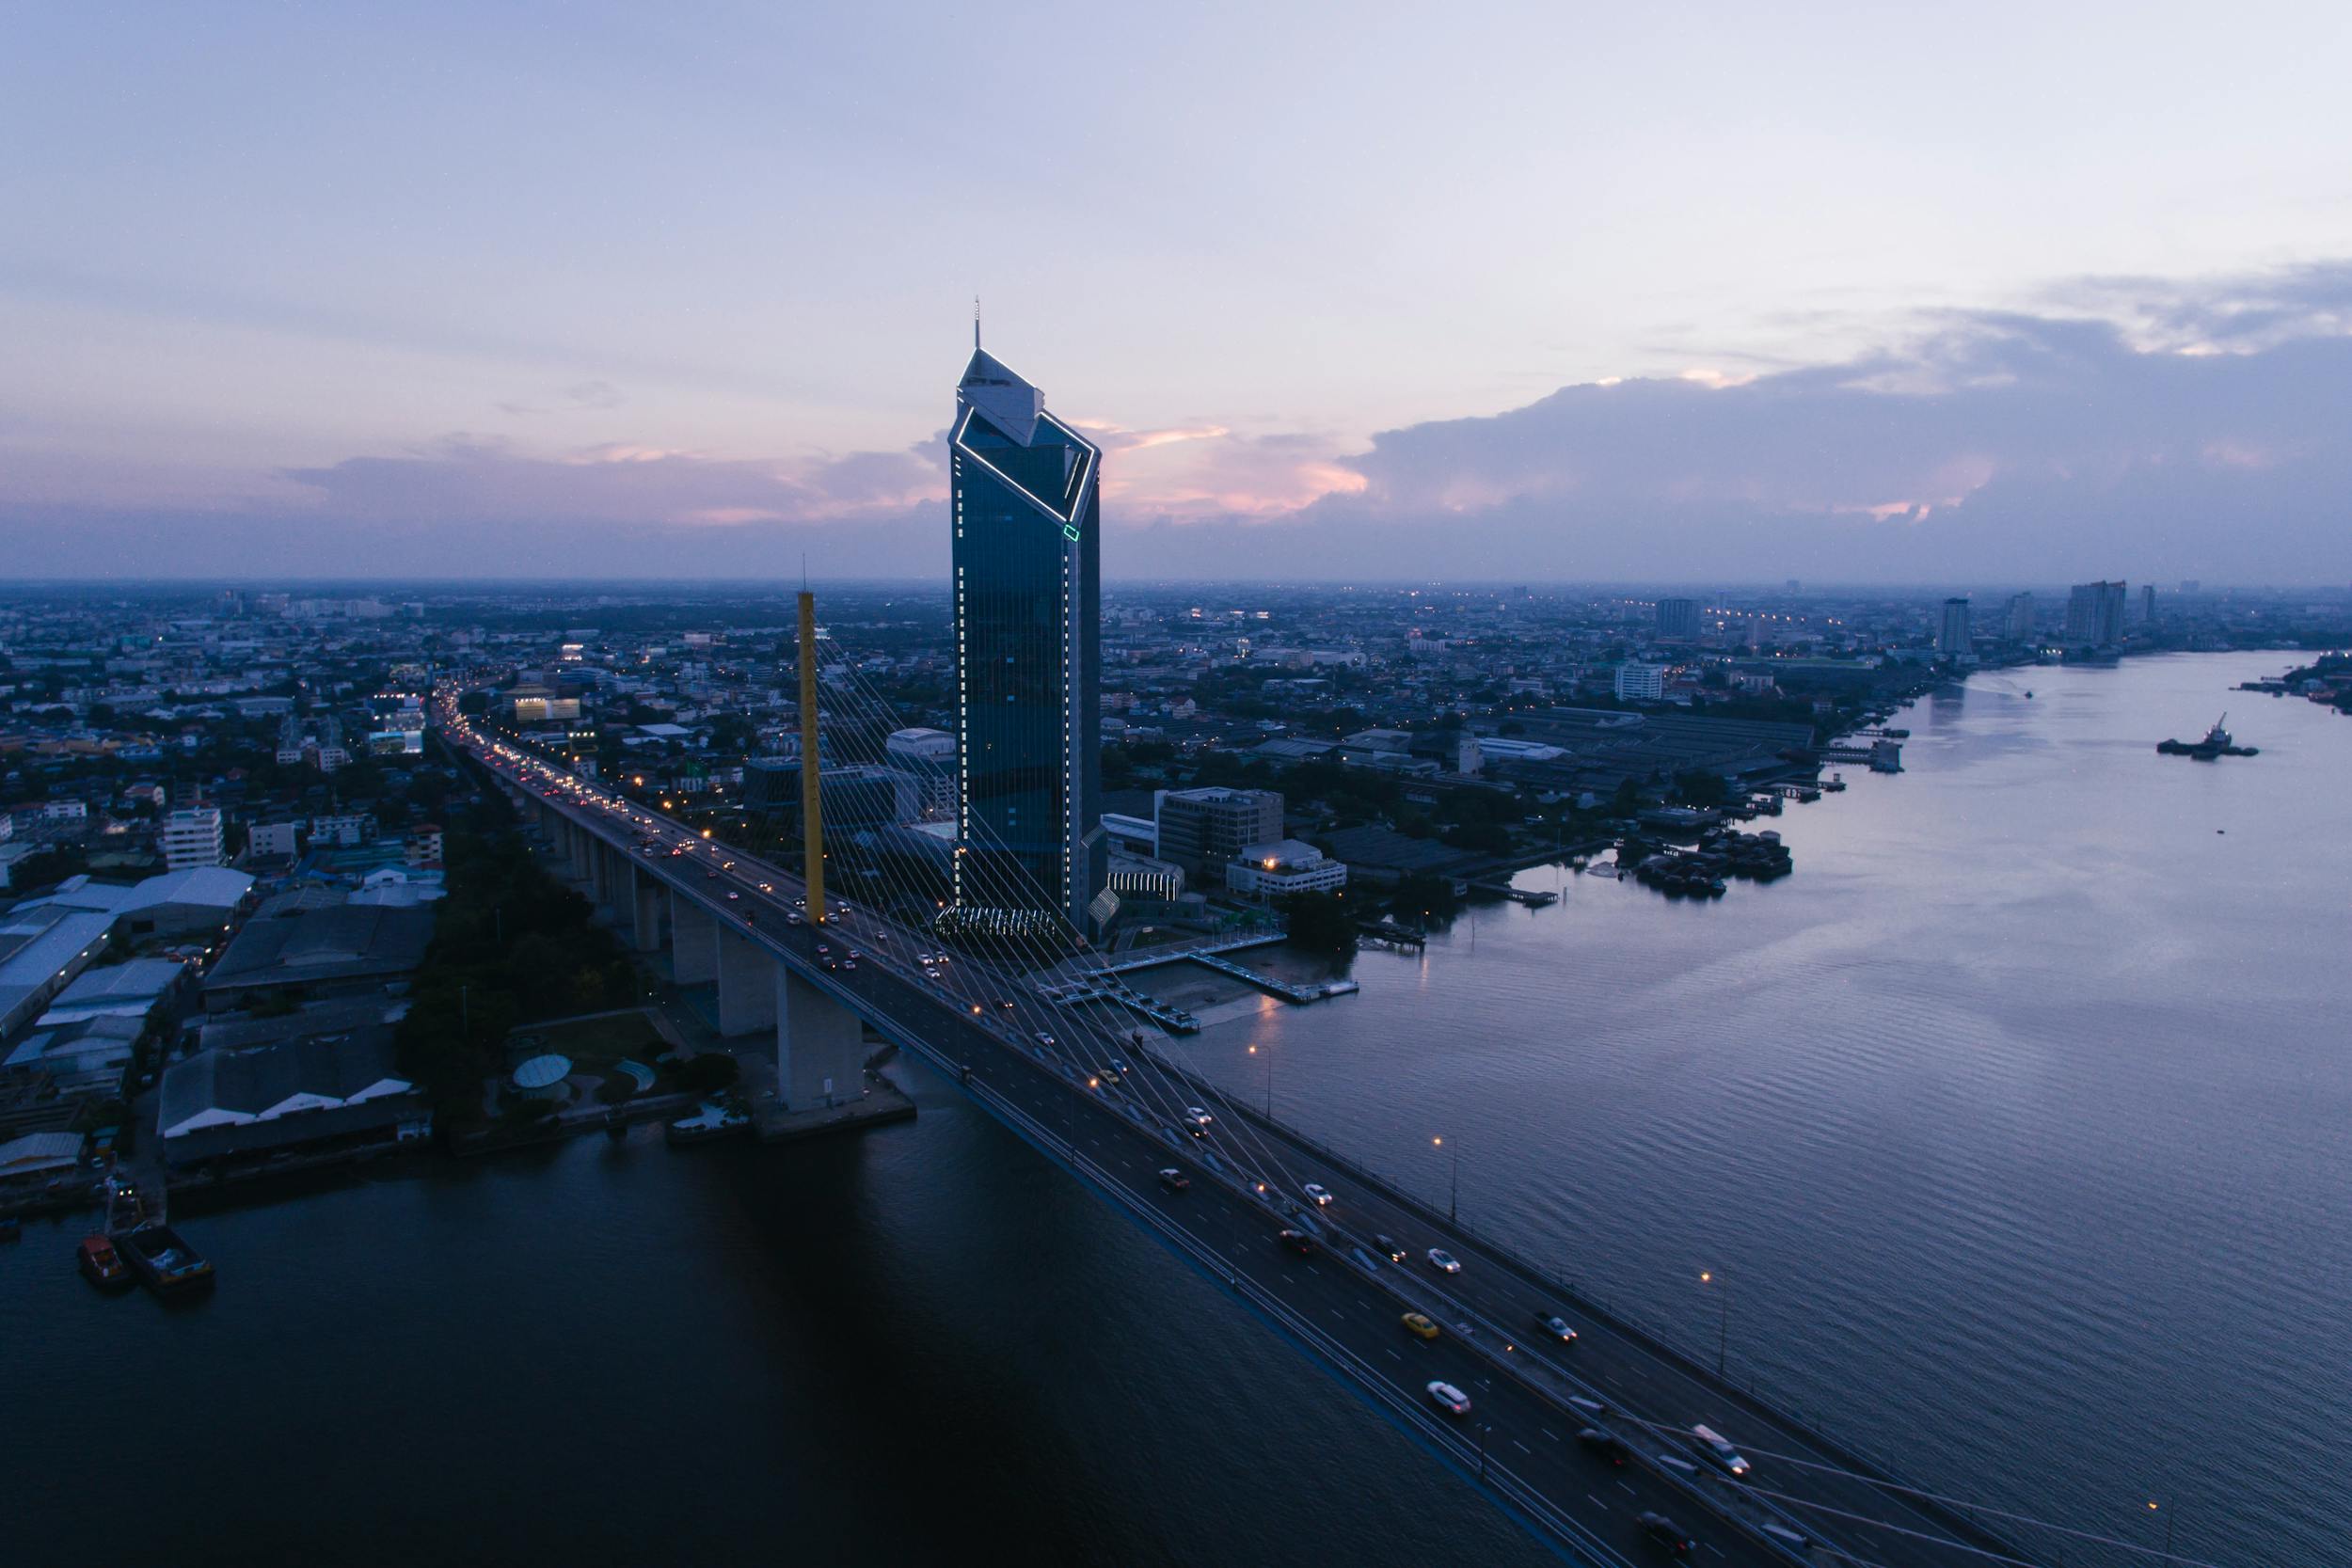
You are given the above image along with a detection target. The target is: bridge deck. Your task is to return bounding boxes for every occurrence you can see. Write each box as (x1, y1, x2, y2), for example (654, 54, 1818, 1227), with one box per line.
(443, 690, 2034, 1568)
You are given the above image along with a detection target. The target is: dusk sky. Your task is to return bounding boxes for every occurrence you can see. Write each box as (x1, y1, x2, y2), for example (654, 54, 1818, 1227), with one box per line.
(6, 2, 2350, 582)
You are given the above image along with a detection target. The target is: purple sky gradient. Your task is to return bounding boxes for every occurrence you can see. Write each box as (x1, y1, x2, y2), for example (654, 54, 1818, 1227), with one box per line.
(5, 4, 2350, 582)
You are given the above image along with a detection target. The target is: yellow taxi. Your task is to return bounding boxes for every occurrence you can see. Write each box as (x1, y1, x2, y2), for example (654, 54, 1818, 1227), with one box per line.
(1401, 1312, 1440, 1340)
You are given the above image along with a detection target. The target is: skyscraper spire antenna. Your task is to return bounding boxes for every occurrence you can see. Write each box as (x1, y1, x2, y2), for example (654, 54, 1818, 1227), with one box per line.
(974, 294, 981, 350)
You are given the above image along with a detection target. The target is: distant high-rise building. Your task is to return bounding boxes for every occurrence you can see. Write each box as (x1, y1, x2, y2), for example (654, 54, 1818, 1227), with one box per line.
(1655, 597, 1701, 641)
(1614, 663, 1667, 701)
(2065, 581, 2127, 645)
(162, 806, 224, 871)
(2180, 579, 2201, 594)
(885, 727, 958, 819)
(2140, 584, 2158, 624)
(1937, 596, 1972, 657)
(2005, 592, 2036, 641)
(1155, 787, 1283, 879)
(951, 340, 1107, 931)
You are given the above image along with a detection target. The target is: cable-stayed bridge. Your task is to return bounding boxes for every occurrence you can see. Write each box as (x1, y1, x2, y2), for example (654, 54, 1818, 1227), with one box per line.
(433, 669, 2070, 1568)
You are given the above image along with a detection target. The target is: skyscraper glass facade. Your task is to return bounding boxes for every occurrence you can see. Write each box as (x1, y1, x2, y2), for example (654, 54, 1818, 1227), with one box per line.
(950, 347, 1106, 932)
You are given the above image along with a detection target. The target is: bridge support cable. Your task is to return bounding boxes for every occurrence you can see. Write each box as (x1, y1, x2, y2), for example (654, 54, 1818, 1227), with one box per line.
(1734, 1464, 2226, 1568)
(768, 659, 1230, 1158)
(800, 656, 1297, 1189)
(1742, 1482, 2226, 1568)
(810, 649, 1314, 1205)
(809, 647, 1315, 1194)
(948, 1069, 1642, 1568)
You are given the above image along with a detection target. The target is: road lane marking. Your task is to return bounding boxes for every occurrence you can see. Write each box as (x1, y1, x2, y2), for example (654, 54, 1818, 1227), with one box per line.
(1586, 1494, 1606, 1511)
(1386, 1349, 1403, 1361)
(1540, 1428, 1561, 1442)
(1511, 1439, 1531, 1454)
(1616, 1481, 1636, 1496)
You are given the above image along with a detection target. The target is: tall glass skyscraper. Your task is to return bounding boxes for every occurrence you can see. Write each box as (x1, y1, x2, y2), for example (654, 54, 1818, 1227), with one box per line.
(950, 341, 1107, 933)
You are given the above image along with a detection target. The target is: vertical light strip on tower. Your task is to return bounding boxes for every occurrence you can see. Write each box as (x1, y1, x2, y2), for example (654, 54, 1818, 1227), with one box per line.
(798, 588, 824, 924)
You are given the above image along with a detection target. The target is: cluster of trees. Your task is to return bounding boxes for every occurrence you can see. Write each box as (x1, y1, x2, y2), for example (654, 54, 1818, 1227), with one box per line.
(393, 825, 640, 1115)
(1279, 891, 1358, 955)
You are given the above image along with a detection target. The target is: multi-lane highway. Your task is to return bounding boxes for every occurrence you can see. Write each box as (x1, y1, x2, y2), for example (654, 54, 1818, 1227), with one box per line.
(440, 689, 2032, 1568)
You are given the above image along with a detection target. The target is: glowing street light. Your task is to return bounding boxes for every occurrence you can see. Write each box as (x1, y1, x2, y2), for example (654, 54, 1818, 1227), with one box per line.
(1434, 1135, 1456, 1223)
(1248, 1042, 1273, 1117)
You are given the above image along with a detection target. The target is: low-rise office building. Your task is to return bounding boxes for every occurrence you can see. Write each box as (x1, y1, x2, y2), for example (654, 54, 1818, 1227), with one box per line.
(1156, 786, 1284, 879)
(1225, 839, 1349, 897)
(161, 805, 225, 870)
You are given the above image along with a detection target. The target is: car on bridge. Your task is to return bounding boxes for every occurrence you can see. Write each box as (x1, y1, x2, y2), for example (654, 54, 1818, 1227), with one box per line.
(1427, 1248, 1462, 1275)
(1575, 1427, 1631, 1465)
(1635, 1513, 1695, 1556)
(1535, 1310, 1578, 1343)
(1689, 1423, 1751, 1479)
(1278, 1229, 1316, 1256)
(1156, 1168, 1190, 1193)
(1425, 1381, 1471, 1417)
(1400, 1312, 1439, 1340)
(1302, 1182, 1333, 1206)
(1375, 1234, 1408, 1262)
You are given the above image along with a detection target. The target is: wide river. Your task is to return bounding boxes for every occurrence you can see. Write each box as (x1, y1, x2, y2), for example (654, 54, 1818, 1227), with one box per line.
(5, 653, 2342, 1566)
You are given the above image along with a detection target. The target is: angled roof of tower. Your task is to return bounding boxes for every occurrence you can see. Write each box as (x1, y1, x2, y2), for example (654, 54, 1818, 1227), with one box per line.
(959, 348, 1045, 446)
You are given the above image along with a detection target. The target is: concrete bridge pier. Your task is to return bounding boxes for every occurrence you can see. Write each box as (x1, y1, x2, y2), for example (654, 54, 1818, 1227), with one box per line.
(671, 897, 717, 985)
(714, 927, 778, 1037)
(588, 838, 614, 912)
(630, 868, 664, 953)
(775, 969, 866, 1110)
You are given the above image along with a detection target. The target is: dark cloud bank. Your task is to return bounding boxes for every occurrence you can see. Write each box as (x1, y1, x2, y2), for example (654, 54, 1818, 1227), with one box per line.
(8, 269, 2352, 585)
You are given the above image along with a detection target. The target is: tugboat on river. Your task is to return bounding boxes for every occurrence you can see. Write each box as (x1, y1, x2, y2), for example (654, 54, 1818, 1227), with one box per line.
(2157, 714, 2259, 759)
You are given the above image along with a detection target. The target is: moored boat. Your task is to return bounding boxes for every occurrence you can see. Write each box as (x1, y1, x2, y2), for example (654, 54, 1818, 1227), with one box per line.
(78, 1233, 133, 1289)
(116, 1223, 215, 1293)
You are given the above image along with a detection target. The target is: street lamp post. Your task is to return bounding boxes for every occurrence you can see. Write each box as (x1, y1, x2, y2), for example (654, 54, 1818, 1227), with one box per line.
(1434, 1135, 1457, 1223)
(1248, 1043, 1272, 1117)
(1700, 1270, 1728, 1376)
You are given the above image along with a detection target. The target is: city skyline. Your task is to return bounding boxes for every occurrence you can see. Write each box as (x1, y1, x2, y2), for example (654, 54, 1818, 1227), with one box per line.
(8, 5, 2352, 582)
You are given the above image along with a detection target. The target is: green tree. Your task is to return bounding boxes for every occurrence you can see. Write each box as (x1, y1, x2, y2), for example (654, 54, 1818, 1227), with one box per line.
(1279, 891, 1359, 956)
